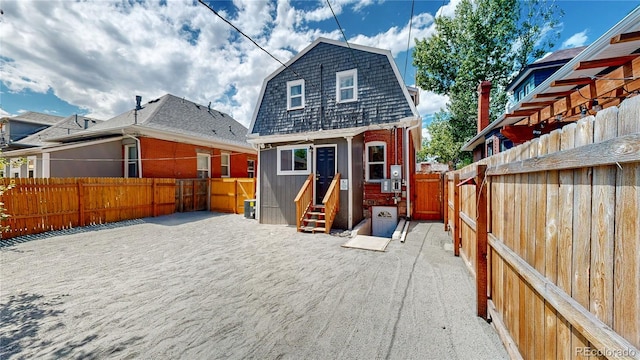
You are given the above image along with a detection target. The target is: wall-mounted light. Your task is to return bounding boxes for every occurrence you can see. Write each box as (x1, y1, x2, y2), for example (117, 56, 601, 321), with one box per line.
(580, 104, 588, 117)
(592, 99, 602, 112)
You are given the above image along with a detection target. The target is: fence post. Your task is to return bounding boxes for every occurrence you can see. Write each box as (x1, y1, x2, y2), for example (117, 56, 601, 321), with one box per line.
(443, 173, 449, 231)
(78, 179, 85, 226)
(234, 179, 238, 214)
(453, 172, 460, 257)
(152, 179, 157, 217)
(476, 164, 489, 320)
(207, 178, 211, 211)
(179, 181, 184, 212)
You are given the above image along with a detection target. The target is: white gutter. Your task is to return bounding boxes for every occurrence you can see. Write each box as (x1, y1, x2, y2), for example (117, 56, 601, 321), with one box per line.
(346, 136, 353, 229)
(405, 121, 421, 219)
(247, 117, 419, 145)
(123, 133, 142, 178)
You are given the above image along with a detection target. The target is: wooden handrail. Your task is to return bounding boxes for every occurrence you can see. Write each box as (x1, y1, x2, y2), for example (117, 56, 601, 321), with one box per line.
(322, 173, 341, 233)
(294, 174, 314, 232)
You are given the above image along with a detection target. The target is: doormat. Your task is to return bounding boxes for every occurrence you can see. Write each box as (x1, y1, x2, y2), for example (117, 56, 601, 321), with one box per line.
(342, 235, 391, 252)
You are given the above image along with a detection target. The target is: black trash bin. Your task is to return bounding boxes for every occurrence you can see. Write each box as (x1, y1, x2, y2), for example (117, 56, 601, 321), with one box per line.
(244, 199, 256, 219)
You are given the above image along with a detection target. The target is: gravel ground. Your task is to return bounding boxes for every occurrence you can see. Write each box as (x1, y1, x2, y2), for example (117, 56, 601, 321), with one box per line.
(0, 212, 507, 359)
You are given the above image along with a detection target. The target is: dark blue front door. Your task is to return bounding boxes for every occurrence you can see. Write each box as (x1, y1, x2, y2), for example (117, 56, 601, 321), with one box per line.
(315, 146, 336, 205)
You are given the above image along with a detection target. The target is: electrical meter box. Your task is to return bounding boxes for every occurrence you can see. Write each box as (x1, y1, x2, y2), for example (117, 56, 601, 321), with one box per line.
(390, 165, 402, 180)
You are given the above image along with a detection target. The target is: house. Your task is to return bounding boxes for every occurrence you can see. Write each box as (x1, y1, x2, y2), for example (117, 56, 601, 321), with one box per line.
(2, 94, 257, 179)
(463, 8, 640, 160)
(1, 114, 103, 178)
(1, 112, 65, 149)
(248, 38, 421, 234)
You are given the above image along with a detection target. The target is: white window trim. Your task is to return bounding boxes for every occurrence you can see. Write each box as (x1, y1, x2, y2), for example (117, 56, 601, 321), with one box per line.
(220, 152, 230, 178)
(27, 156, 36, 178)
(277, 145, 311, 176)
(10, 158, 21, 178)
(247, 159, 255, 178)
(197, 153, 211, 178)
(287, 79, 305, 110)
(124, 144, 137, 178)
(336, 69, 358, 103)
(365, 141, 386, 182)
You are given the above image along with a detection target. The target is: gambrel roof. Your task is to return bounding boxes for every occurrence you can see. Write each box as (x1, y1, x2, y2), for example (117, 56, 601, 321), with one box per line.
(249, 38, 419, 141)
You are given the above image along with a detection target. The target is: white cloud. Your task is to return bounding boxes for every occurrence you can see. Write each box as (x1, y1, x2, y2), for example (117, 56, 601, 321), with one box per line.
(0, 0, 439, 128)
(349, 13, 435, 57)
(436, 0, 462, 18)
(0, 108, 11, 118)
(416, 90, 449, 116)
(562, 30, 588, 48)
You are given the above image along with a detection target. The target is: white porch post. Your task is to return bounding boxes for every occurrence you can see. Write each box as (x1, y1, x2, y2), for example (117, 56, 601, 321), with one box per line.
(42, 153, 50, 178)
(346, 136, 353, 229)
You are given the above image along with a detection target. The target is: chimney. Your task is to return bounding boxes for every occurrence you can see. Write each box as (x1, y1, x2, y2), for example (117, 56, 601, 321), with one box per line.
(135, 95, 143, 110)
(477, 81, 492, 133)
(84, 118, 89, 129)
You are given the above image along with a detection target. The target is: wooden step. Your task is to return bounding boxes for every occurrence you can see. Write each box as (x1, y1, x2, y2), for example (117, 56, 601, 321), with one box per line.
(302, 218, 326, 225)
(306, 211, 325, 217)
(299, 225, 327, 233)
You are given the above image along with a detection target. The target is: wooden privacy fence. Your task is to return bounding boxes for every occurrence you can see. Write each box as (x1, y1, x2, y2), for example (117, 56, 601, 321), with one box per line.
(0, 178, 176, 240)
(209, 178, 256, 214)
(446, 97, 640, 360)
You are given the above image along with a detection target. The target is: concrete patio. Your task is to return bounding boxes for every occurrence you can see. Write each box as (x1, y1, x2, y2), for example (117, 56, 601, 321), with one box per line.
(0, 212, 507, 359)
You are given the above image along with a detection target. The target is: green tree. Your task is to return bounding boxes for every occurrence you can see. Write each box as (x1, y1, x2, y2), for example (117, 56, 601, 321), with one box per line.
(413, 0, 561, 156)
(417, 112, 472, 168)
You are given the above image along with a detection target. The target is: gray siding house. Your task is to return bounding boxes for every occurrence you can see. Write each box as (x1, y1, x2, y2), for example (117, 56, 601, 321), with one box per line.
(248, 38, 421, 233)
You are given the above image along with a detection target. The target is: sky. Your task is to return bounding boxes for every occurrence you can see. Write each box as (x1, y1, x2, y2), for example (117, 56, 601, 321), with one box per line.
(1, 0, 638, 137)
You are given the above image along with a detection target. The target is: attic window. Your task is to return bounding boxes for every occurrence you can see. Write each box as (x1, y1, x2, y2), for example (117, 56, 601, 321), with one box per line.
(287, 79, 305, 110)
(336, 69, 358, 103)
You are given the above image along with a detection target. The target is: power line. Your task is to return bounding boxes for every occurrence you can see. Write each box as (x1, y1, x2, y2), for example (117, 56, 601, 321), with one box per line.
(197, 0, 335, 102)
(403, 0, 415, 82)
(197, 0, 304, 81)
(326, 0, 366, 82)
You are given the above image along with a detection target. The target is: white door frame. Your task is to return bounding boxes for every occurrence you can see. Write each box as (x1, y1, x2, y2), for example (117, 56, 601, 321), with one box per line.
(312, 144, 338, 205)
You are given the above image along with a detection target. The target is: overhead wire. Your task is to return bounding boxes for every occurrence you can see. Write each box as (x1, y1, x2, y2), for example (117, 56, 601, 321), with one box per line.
(403, 0, 415, 82)
(197, 0, 305, 81)
(197, 0, 336, 103)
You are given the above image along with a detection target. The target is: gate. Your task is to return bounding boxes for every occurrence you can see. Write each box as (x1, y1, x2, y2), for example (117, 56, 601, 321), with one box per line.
(175, 179, 209, 212)
(413, 174, 443, 220)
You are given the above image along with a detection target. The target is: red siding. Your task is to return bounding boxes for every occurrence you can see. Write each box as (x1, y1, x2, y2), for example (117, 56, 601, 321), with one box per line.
(137, 137, 256, 178)
(362, 128, 416, 218)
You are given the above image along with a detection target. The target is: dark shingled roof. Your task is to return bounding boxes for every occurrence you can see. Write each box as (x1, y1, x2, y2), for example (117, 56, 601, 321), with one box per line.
(15, 115, 104, 147)
(6, 112, 64, 125)
(57, 94, 251, 149)
(251, 39, 418, 137)
(533, 46, 587, 64)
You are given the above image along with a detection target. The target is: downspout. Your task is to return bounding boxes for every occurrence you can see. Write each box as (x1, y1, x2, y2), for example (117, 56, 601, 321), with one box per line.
(405, 121, 421, 219)
(252, 143, 261, 221)
(123, 133, 142, 178)
(346, 136, 353, 229)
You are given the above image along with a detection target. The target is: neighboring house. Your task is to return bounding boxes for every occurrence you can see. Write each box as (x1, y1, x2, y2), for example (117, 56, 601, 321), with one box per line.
(1, 114, 103, 178)
(3, 94, 257, 179)
(477, 47, 587, 159)
(248, 38, 421, 234)
(0, 112, 64, 149)
(506, 46, 586, 104)
(463, 7, 640, 160)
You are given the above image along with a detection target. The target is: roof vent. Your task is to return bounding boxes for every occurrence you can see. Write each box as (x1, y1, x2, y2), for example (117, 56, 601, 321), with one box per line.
(208, 101, 211, 112)
(135, 95, 143, 110)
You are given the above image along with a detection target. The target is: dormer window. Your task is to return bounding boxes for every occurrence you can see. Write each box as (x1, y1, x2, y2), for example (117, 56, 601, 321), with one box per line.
(287, 79, 305, 110)
(336, 69, 357, 103)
